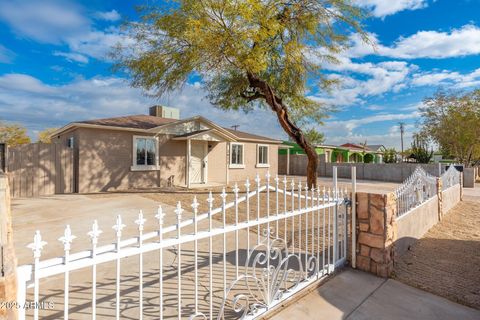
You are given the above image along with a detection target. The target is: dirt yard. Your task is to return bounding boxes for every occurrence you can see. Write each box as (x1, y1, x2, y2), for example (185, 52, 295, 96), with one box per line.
(394, 195, 480, 309)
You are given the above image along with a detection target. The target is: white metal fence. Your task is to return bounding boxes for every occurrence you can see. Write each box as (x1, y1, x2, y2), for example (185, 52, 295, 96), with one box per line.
(394, 166, 438, 217)
(16, 169, 351, 320)
(441, 165, 461, 191)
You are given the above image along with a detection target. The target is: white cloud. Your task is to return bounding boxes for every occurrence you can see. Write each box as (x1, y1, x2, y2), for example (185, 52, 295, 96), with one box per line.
(323, 114, 419, 149)
(314, 57, 415, 106)
(0, 44, 15, 64)
(0, 0, 89, 44)
(0, 0, 128, 63)
(0, 73, 286, 140)
(53, 51, 89, 64)
(412, 68, 480, 88)
(94, 10, 121, 21)
(349, 25, 480, 59)
(355, 0, 428, 18)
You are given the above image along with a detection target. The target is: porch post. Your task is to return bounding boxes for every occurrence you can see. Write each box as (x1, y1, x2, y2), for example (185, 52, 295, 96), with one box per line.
(186, 139, 191, 188)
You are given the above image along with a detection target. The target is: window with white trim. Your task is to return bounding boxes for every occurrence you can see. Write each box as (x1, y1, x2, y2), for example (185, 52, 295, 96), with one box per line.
(257, 144, 269, 166)
(230, 143, 244, 167)
(133, 136, 158, 170)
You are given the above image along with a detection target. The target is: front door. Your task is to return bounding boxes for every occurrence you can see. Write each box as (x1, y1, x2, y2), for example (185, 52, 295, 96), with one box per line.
(190, 141, 206, 184)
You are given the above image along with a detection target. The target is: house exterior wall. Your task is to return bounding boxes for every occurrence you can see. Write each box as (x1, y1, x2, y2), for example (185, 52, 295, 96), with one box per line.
(54, 128, 188, 193)
(228, 143, 279, 183)
(76, 128, 160, 193)
(207, 141, 227, 184)
(55, 128, 279, 192)
(157, 135, 187, 187)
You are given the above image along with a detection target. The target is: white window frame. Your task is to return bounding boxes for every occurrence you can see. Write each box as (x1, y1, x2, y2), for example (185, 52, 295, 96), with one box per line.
(229, 142, 245, 169)
(131, 135, 160, 171)
(256, 144, 270, 168)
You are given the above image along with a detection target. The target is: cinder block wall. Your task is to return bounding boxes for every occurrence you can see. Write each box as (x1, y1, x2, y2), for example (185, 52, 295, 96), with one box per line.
(353, 177, 462, 278)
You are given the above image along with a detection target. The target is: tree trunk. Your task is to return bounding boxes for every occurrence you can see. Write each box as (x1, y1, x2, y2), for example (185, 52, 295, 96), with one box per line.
(246, 72, 318, 188)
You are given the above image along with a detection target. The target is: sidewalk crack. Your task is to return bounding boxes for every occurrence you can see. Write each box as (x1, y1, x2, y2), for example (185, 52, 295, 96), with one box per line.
(344, 278, 388, 319)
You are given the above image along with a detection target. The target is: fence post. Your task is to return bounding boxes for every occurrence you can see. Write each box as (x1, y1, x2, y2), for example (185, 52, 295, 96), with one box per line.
(0, 173, 17, 319)
(351, 167, 357, 268)
(333, 167, 338, 265)
(0, 143, 6, 173)
(437, 177, 443, 221)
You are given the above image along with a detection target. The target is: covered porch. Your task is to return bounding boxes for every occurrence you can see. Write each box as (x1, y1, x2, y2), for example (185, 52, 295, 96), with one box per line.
(172, 129, 235, 188)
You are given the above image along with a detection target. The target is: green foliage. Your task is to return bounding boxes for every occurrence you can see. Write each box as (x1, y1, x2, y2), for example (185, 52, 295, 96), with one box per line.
(113, 0, 367, 125)
(0, 122, 31, 146)
(304, 128, 325, 145)
(410, 134, 433, 164)
(383, 148, 397, 163)
(420, 89, 480, 166)
(37, 128, 58, 143)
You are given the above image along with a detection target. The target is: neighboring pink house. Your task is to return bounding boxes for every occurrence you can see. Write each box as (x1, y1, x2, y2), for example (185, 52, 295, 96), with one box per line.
(51, 106, 281, 193)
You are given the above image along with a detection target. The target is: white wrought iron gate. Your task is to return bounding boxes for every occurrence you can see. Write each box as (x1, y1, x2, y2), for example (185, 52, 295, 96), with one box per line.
(16, 168, 351, 319)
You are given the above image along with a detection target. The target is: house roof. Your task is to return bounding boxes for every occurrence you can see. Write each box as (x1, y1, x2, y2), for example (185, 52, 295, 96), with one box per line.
(223, 128, 280, 143)
(53, 114, 280, 143)
(78, 115, 177, 129)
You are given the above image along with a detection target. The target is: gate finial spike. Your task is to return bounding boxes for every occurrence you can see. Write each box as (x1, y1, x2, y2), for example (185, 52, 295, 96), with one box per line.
(191, 196, 199, 212)
(220, 187, 227, 201)
(155, 205, 165, 225)
(254, 173, 261, 185)
(28, 230, 47, 259)
(245, 178, 250, 190)
(207, 191, 214, 206)
(59, 225, 76, 251)
(232, 183, 239, 195)
(88, 220, 102, 244)
(112, 215, 126, 238)
(135, 210, 146, 231)
(175, 202, 183, 222)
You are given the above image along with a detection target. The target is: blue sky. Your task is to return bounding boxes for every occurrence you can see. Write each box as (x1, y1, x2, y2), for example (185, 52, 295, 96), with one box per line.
(0, 0, 479, 149)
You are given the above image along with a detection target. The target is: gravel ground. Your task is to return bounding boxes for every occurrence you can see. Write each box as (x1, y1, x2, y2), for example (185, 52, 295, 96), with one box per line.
(394, 199, 480, 310)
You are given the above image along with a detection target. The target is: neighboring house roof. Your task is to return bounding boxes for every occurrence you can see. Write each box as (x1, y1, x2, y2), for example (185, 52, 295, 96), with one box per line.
(340, 143, 369, 152)
(52, 114, 281, 144)
(367, 144, 386, 152)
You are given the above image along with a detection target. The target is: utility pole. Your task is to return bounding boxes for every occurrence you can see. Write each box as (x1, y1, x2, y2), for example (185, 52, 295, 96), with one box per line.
(231, 125, 240, 131)
(399, 122, 405, 162)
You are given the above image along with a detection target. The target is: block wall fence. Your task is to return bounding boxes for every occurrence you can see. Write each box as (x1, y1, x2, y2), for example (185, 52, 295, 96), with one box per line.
(352, 177, 462, 277)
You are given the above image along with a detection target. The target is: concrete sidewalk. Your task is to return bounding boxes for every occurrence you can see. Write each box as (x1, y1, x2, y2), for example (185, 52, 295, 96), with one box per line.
(269, 269, 480, 320)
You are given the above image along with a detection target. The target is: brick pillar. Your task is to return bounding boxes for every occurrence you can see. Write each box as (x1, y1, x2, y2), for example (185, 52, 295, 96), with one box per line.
(437, 178, 443, 221)
(356, 192, 396, 278)
(0, 174, 17, 319)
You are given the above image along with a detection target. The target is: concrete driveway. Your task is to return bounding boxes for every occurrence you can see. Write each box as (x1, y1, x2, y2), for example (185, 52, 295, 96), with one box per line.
(268, 269, 480, 320)
(12, 193, 182, 264)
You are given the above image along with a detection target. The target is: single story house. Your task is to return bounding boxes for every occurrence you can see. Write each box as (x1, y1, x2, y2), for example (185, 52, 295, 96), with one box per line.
(51, 106, 282, 193)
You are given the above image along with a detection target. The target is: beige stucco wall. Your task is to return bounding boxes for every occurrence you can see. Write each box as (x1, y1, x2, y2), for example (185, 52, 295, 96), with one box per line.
(207, 141, 227, 184)
(76, 128, 160, 193)
(395, 196, 439, 256)
(55, 128, 279, 192)
(228, 143, 279, 183)
(55, 128, 188, 193)
(442, 184, 461, 214)
(157, 135, 186, 187)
